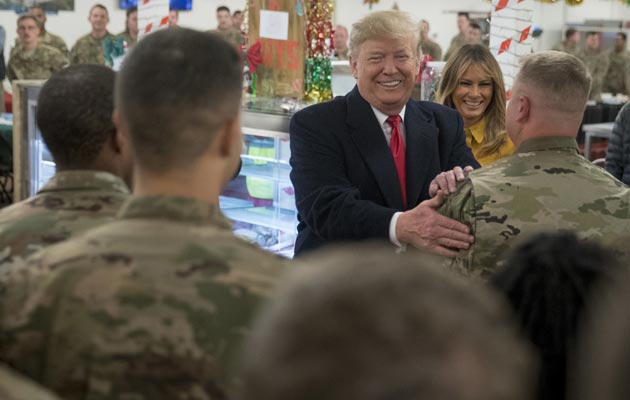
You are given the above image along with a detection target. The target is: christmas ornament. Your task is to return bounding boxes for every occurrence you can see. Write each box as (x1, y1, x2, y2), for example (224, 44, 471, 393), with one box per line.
(305, 0, 334, 102)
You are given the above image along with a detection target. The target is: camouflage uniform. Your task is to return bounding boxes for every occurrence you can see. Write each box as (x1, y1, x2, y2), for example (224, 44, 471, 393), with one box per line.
(0, 170, 130, 267)
(577, 48, 610, 100)
(0, 365, 61, 400)
(40, 31, 68, 56)
(551, 41, 579, 56)
(70, 31, 115, 65)
(421, 39, 442, 61)
(438, 137, 630, 279)
(212, 28, 243, 49)
(115, 31, 137, 47)
(0, 195, 286, 399)
(444, 32, 465, 62)
(603, 50, 630, 95)
(7, 44, 67, 81)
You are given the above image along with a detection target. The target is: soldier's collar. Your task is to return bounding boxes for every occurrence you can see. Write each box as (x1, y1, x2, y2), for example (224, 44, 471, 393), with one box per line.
(39, 170, 131, 194)
(516, 136, 579, 154)
(117, 195, 232, 229)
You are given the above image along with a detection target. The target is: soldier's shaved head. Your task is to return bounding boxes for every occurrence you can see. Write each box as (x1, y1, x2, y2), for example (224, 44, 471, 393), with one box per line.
(115, 28, 242, 174)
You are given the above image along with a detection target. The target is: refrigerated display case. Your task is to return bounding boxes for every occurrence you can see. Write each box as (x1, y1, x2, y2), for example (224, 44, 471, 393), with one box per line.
(222, 98, 299, 258)
(12, 85, 300, 257)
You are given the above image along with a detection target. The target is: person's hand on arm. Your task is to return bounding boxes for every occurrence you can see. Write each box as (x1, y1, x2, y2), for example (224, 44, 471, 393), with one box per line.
(428, 166, 475, 197)
(394, 191, 474, 257)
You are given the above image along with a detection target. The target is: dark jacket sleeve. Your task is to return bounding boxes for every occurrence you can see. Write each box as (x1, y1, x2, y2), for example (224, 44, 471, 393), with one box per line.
(289, 106, 396, 242)
(605, 103, 630, 181)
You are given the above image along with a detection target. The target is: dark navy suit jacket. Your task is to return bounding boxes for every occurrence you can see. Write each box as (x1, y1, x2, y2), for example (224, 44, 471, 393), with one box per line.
(289, 86, 479, 256)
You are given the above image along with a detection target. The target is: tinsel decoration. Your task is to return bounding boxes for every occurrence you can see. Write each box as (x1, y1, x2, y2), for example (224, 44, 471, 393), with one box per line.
(305, 0, 334, 102)
(565, 0, 584, 5)
(363, 0, 379, 9)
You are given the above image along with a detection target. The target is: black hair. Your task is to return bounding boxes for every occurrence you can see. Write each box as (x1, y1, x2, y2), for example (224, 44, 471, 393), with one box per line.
(491, 231, 620, 400)
(37, 65, 116, 170)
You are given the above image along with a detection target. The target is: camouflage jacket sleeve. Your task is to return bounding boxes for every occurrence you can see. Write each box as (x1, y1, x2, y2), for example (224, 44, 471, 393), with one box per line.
(6, 54, 16, 82)
(51, 49, 68, 73)
(69, 42, 80, 65)
(437, 179, 475, 274)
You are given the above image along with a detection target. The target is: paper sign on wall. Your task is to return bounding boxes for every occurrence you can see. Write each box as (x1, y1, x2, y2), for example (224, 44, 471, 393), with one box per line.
(259, 10, 289, 41)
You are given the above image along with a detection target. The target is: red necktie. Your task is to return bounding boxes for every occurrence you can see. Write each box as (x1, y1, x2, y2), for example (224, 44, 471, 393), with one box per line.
(386, 115, 407, 209)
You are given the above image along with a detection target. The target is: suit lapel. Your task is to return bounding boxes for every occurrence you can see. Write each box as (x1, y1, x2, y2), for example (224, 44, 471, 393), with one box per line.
(346, 88, 404, 210)
(404, 101, 438, 207)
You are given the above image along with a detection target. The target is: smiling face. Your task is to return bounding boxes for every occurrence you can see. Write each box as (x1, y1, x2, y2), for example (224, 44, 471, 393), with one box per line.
(350, 36, 420, 115)
(88, 6, 109, 33)
(452, 64, 493, 128)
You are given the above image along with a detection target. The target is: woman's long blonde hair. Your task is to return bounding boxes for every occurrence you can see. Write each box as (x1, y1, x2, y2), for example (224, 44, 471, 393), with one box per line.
(436, 44, 508, 158)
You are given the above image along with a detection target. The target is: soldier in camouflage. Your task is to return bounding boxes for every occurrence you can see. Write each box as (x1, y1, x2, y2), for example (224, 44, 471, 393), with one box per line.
(420, 19, 442, 61)
(0, 365, 61, 400)
(444, 12, 469, 62)
(437, 51, 630, 279)
(577, 32, 610, 100)
(0, 28, 286, 400)
(7, 15, 67, 81)
(28, 5, 68, 55)
(212, 5, 243, 49)
(70, 4, 114, 65)
(0, 64, 132, 267)
(603, 32, 630, 95)
(552, 28, 580, 56)
(115, 6, 138, 48)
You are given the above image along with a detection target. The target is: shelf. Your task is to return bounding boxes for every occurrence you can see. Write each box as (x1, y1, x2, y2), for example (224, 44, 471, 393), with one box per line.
(223, 206, 297, 232)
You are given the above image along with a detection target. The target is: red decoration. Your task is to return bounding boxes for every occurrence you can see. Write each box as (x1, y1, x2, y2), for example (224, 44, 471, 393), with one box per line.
(519, 25, 531, 42)
(498, 38, 512, 55)
(247, 40, 263, 73)
(495, 0, 510, 11)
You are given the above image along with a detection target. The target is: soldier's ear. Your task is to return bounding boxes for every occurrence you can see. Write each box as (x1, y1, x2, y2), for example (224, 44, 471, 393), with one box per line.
(515, 95, 531, 123)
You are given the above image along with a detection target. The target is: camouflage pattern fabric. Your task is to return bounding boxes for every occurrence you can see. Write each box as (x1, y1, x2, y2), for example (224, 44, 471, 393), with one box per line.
(438, 137, 630, 279)
(443, 32, 465, 62)
(70, 32, 115, 65)
(421, 39, 442, 61)
(551, 41, 579, 56)
(603, 50, 630, 95)
(40, 31, 68, 56)
(0, 365, 61, 400)
(0, 171, 130, 268)
(212, 28, 243, 49)
(115, 31, 137, 48)
(7, 44, 67, 81)
(577, 48, 610, 100)
(0, 195, 286, 400)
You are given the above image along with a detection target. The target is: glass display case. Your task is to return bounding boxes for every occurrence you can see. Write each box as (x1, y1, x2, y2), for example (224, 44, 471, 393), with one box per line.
(13, 86, 299, 258)
(222, 98, 300, 258)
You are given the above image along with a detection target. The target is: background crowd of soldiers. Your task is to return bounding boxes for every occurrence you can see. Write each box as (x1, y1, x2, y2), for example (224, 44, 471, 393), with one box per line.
(1, 3, 247, 83)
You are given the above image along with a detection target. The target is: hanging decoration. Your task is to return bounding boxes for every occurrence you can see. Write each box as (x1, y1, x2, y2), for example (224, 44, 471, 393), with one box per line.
(565, 0, 584, 5)
(490, 0, 534, 93)
(363, 0, 379, 9)
(304, 0, 334, 102)
(620, 0, 630, 5)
